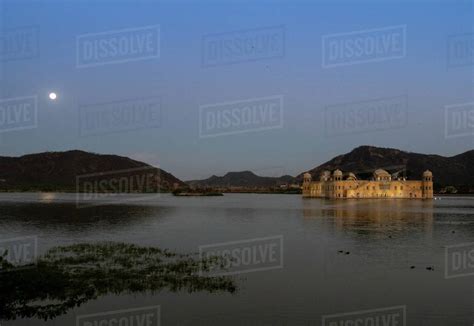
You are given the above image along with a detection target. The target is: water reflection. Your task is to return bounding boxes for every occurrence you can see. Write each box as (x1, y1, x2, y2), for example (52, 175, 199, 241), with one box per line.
(38, 193, 58, 203)
(0, 242, 236, 321)
(302, 199, 434, 238)
(0, 203, 173, 235)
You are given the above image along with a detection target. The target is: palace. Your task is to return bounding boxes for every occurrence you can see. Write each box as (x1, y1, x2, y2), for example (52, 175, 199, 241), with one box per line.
(302, 169, 433, 199)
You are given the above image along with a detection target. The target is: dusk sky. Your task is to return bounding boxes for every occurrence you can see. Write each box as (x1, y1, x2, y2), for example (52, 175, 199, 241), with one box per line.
(0, 0, 473, 180)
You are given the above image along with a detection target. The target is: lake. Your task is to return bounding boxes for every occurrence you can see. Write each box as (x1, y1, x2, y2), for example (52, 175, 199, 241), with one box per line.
(1, 193, 473, 325)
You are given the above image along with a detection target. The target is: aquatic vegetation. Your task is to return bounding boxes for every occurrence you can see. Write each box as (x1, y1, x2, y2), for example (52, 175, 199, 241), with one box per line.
(172, 188, 224, 196)
(0, 242, 236, 321)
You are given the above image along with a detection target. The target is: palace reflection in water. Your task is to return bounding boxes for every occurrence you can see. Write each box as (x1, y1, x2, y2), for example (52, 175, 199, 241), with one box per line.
(302, 198, 434, 238)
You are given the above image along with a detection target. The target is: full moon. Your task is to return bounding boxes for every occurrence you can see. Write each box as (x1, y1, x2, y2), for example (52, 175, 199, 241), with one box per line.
(49, 92, 57, 100)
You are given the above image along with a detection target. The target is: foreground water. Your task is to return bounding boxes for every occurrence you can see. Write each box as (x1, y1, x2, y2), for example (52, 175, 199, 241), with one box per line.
(0, 193, 473, 325)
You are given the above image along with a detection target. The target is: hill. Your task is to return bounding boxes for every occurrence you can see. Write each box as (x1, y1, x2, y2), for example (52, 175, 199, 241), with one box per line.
(186, 171, 295, 189)
(298, 146, 474, 192)
(0, 150, 185, 192)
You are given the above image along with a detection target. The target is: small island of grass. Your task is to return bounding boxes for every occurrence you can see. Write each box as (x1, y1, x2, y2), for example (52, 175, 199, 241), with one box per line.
(172, 188, 224, 197)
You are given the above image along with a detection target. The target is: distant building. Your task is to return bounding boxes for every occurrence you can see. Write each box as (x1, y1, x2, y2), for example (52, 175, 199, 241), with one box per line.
(302, 169, 433, 199)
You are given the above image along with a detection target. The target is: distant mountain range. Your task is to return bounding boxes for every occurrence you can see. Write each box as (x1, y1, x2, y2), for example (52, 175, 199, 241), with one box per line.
(186, 171, 295, 189)
(188, 146, 474, 192)
(0, 150, 185, 192)
(0, 146, 473, 193)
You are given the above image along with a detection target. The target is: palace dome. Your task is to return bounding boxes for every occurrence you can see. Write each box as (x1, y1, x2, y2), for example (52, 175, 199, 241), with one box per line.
(373, 169, 391, 181)
(333, 169, 343, 176)
(320, 170, 331, 181)
(374, 169, 390, 176)
(346, 172, 357, 180)
(423, 170, 432, 177)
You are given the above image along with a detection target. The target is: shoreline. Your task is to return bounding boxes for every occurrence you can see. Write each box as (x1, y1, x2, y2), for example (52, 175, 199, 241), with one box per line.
(0, 190, 473, 197)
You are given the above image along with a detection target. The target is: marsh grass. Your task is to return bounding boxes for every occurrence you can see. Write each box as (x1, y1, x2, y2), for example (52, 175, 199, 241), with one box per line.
(0, 242, 236, 321)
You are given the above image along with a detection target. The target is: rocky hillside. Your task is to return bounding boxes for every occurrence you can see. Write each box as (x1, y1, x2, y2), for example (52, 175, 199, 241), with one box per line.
(298, 146, 474, 191)
(187, 171, 295, 189)
(0, 150, 185, 191)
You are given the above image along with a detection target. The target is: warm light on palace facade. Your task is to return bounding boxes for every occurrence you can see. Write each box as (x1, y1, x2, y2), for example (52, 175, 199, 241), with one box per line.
(302, 169, 433, 199)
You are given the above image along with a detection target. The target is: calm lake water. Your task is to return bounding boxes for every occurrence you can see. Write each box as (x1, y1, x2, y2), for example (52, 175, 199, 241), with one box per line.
(1, 193, 474, 325)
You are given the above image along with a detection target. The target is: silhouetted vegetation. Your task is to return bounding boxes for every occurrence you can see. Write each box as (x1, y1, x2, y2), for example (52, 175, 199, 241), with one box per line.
(172, 188, 224, 196)
(0, 242, 236, 321)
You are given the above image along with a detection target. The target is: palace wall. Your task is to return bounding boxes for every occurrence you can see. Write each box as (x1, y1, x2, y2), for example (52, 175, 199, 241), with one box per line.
(302, 171, 433, 199)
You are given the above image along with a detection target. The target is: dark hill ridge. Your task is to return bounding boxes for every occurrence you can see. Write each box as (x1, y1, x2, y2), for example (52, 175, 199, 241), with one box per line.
(0, 150, 185, 191)
(298, 146, 474, 191)
(187, 146, 473, 192)
(1, 146, 472, 193)
(186, 171, 295, 188)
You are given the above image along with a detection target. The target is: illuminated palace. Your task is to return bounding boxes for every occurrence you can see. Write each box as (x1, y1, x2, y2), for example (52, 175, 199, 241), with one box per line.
(302, 169, 433, 199)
